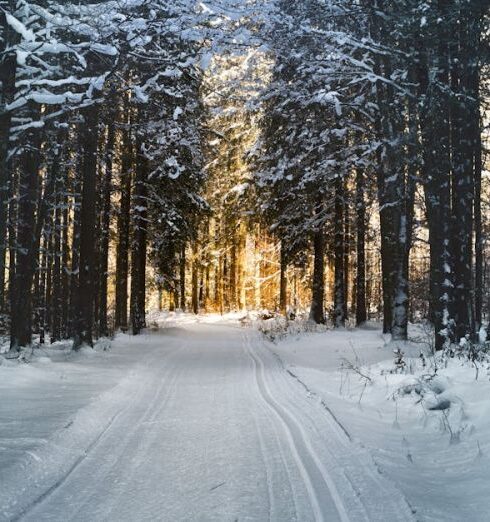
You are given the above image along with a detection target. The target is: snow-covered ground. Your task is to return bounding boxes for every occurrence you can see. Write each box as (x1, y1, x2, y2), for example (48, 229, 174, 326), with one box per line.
(266, 321, 490, 522)
(1, 313, 488, 521)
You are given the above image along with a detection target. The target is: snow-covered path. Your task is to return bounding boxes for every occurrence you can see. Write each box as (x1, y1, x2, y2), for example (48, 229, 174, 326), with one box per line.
(2, 324, 415, 522)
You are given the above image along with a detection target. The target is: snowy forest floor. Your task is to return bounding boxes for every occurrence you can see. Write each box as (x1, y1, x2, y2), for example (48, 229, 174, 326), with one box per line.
(1, 314, 489, 521)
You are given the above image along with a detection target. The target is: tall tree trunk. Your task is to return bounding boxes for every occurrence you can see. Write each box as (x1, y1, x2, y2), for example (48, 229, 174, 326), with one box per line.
(191, 242, 199, 315)
(334, 178, 346, 327)
(38, 228, 49, 345)
(174, 250, 180, 312)
(99, 120, 115, 337)
(51, 171, 62, 342)
(370, 1, 408, 337)
(61, 189, 70, 338)
(130, 146, 148, 335)
(355, 167, 367, 326)
(33, 152, 58, 342)
(310, 224, 325, 324)
(223, 251, 229, 311)
(73, 106, 99, 349)
(10, 116, 41, 350)
(7, 170, 17, 326)
(450, 15, 475, 341)
(180, 244, 186, 310)
(0, 2, 18, 313)
(279, 241, 288, 316)
(68, 163, 82, 338)
(473, 79, 483, 333)
(343, 178, 350, 321)
(238, 222, 247, 309)
(418, 5, 453, 350)
(229, 227, 237, 310)
(115, 119, 132, 331)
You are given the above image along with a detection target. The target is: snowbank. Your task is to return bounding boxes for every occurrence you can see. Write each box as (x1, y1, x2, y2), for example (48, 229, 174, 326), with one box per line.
(269, 323, 490, 522)
(0, 332, 170, 520)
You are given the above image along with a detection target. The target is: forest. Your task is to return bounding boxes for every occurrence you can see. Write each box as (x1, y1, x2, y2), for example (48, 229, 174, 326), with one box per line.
(0, 0, 488, 353)
(2, 2, 490, 521)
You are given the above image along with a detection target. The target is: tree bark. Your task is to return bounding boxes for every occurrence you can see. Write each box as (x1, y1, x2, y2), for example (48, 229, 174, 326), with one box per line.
(450, 13, 475, 341)
(279, 241, 288, 316)
(99, 120, 115, 337)
(130, 146, 148, 335)
(0, 2, 19, 313)
(473, 80, 483, 333)
(180, 244, 186, 310)
(355, 167, 367, 326)
(115, 116, 132, 331)
(61, 188, 70, 338)
(10, 115, 41, 349)
(418, 5, 453, 350)
(68, 160, 82, 338)
(334, 178, 346, 327)
(50, 165, 62, 342)
(191, 242, 199, 315)
(73, 106, 99, 349)
(309, 226, 325, 324)
(343, 178, 350, 321)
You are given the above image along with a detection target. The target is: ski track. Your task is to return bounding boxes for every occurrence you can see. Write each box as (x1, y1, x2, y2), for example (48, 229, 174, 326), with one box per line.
(11, 341, 185, 522)
(247, 329, 417, 522)
(242, 330, 346, 522)
(3, 323, 417, 522)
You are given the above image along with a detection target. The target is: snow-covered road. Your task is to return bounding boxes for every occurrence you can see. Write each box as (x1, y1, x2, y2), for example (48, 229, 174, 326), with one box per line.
(2, 323, 415, 521)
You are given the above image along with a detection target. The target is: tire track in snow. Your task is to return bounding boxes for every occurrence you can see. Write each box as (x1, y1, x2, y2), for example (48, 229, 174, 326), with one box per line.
(251, 409, 274, 522)
(256, 332, 417, 522)
(93, 355, 186, 522)
(248, 342, 307, 521)
(242, 330, 350, 522)
(250, 360, 307, 522)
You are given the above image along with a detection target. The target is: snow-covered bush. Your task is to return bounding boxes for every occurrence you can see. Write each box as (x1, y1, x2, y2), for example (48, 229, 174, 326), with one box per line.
(253, 313, 328, 342)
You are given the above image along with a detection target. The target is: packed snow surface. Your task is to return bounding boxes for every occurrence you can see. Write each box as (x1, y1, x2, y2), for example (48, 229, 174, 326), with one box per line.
(1, 314, 488, 521)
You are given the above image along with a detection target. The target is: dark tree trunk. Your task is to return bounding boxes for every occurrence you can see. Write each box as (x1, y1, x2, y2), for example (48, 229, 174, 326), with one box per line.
(473, 83, 483, 333)
(33, 153, 57, 342)
(199, 270, 204, 308)
(390, 88, 418, 342)
(343, 178, 349, 321)
(73, 106, 99, 349)
(0, 3, 18, 313)
(174, 251, 180, 311)
(68, 164, 82, 338)
(37, 229, 49, 345)
(115, 119, 132, 331)
(7, 170, 17, 327)
(229, 228, 237, 310)
(180, 244, 186, 310)
(191, 242, 199, 315)
(130, 147, 148, 335)
(223, 251, 229, 311)
(45, 223, 53, 342)
(355, 167, 367, 326)
(309, 225, 325, 324)
(50, 170, 62, 342)
(61, 189, 70, 338)
(371, 2, 413, 341)
(10, 120, 41, 350)
(373, 93, 395, 335)
(418, 6, 453, 351)
(99, 120, 115, 337)
(450, 15, 475, 341)
(370, 1, 407, 338)
(279, 241, 288, 316)
(334, 178, 346, 327)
